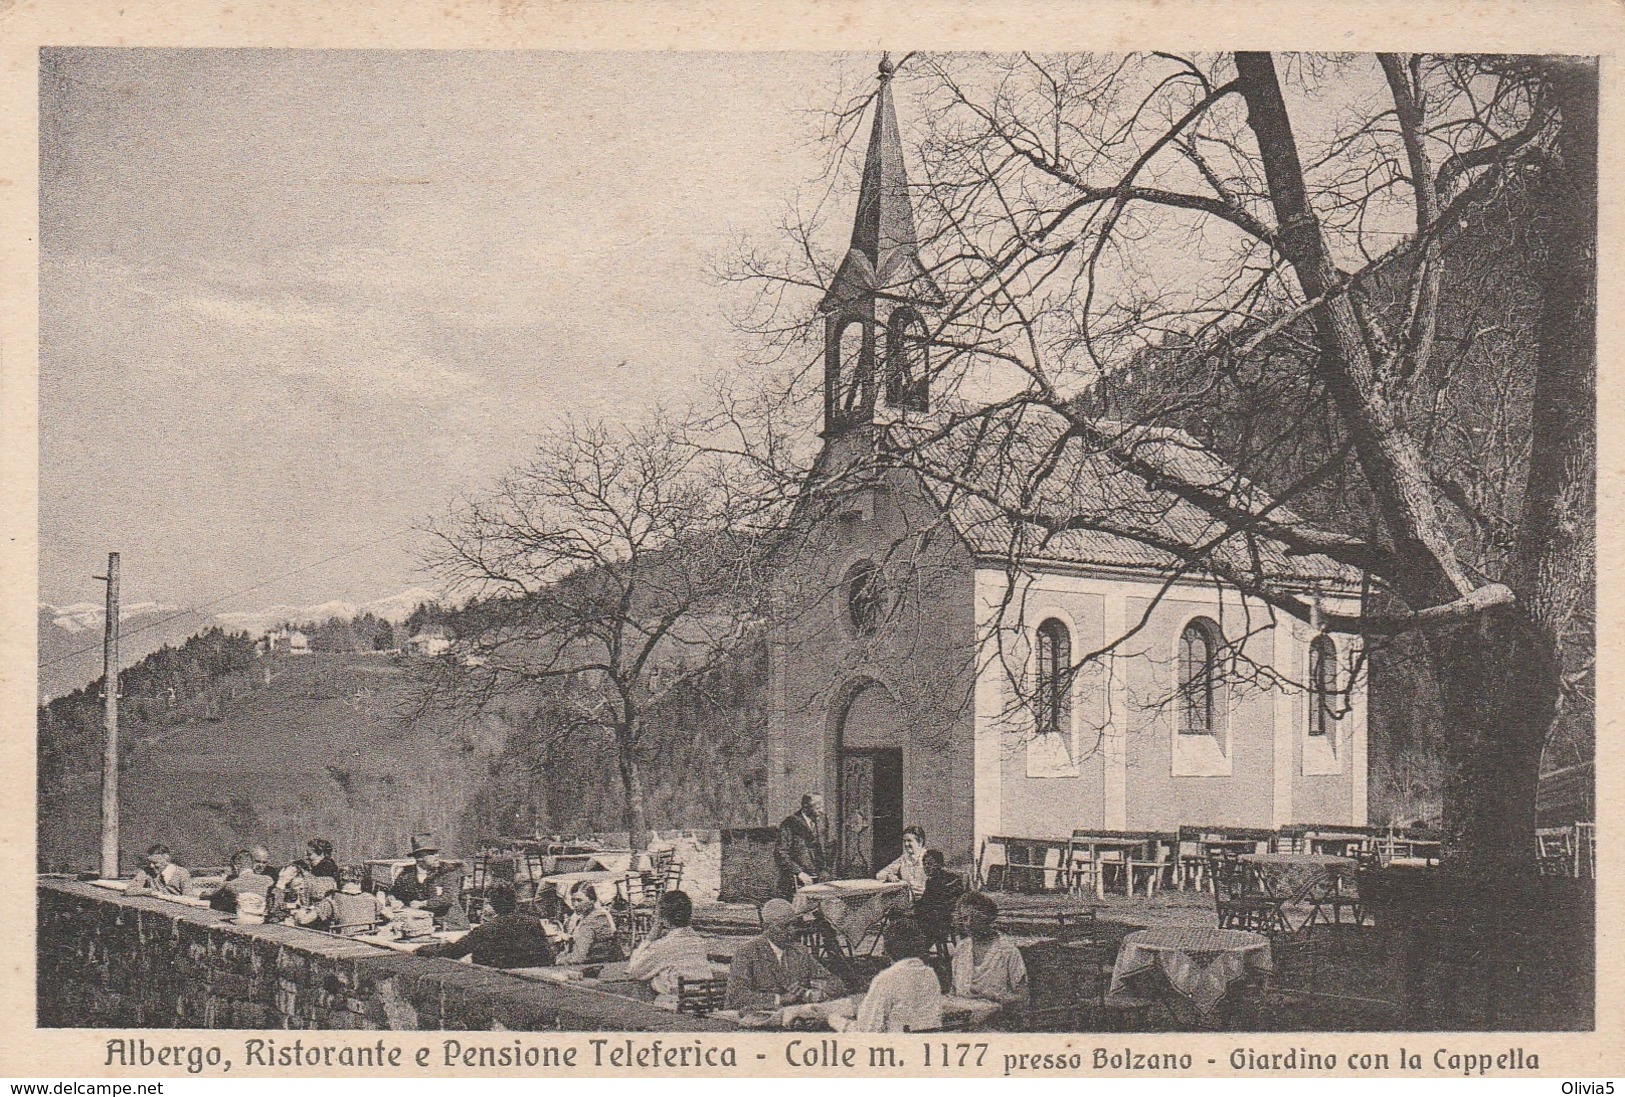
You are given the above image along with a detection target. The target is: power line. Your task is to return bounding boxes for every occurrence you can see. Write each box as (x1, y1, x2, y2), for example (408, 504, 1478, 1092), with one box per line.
(40, 526, 425, 671)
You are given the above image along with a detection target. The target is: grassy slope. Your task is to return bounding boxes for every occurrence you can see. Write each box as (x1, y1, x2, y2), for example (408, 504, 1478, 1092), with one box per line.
(39, 653, 502, 873)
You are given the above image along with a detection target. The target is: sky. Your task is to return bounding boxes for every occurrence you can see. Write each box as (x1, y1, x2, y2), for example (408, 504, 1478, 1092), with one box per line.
(40, 48, 857, 614)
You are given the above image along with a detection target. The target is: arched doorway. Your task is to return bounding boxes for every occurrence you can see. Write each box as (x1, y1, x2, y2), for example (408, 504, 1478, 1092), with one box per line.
(835, 680, 907, 877)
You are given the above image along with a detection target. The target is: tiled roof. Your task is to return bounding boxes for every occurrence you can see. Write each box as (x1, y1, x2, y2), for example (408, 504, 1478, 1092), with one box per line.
(888, 405, 1360, 587)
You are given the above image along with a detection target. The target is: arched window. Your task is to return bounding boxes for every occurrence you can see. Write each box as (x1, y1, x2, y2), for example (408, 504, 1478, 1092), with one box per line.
(1308, 634, 1338, 738)
(845, 560, 883, 637)
(884, 308, 929, 411)
(1035, 618, 1072, 737)
(836, 320, 868, 416)
(1178, 618, 1220, 736)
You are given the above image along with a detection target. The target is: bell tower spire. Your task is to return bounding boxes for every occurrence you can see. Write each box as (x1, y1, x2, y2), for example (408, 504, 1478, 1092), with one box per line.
(819, 53, 942, 437)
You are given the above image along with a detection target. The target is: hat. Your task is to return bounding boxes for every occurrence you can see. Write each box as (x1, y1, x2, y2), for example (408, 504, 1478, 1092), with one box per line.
(761, 898, 796, 928)
(408, 833, 440, 856)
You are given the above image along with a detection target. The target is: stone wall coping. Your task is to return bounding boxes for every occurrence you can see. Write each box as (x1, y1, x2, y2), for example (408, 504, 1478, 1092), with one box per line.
(39, 878, 737, 1031)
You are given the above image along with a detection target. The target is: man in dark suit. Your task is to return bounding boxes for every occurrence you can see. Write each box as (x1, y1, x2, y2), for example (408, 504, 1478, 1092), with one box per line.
(774, 793, 828, 899)
(912, 849, 965, 962)
(388, 833, 470, 930)
(724, 899, 843, 1010)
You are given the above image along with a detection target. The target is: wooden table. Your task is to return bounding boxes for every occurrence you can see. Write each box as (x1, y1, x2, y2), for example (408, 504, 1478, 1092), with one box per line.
(540, 870, 626, 900)
(1240, 852, 1358, 930)
(1065, 836, 1157, 899)
(351, 929, 468, 954)
(364, 859, 416, 890)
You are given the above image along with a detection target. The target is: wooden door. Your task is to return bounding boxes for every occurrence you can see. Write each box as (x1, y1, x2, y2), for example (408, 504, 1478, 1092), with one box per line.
(841, 748, 904, 875)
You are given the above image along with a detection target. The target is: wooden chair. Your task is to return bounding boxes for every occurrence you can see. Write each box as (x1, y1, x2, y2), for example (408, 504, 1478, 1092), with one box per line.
(1208, 852, 1289, 935)
(1126, 841, 1173, 897)
(1575, 822, 1596, 879)
(619, 907, 656, 954)
(660, 858, 685, 897)
(1175, 826, 1210, 891)
(1537, 827, 1575, 876)
(675, 975, 728, 1017)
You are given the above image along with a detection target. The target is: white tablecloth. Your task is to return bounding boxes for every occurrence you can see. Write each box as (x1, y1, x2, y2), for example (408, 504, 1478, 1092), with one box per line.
(795, 880, 911, 950)
(742, 993, 999, 1030)
(1109, 927, 1272, 1016)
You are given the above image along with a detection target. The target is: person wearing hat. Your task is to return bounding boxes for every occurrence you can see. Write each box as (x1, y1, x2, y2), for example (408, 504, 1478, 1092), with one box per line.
(387, 834, 469, 931)
(724, 898, 842, 1010)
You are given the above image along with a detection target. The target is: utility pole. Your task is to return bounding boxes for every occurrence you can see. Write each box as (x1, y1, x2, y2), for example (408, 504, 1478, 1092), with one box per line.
(95, 552, 120, 879)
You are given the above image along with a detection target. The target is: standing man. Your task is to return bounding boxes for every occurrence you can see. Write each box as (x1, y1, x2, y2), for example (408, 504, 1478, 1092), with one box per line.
(387, 834, 469, 930)
(774, 792, 828, 899)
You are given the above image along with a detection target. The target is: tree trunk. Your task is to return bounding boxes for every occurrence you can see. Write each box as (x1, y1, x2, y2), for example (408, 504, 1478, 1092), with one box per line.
(1431, 614, 1556, 875)
(1233, 53, 1595, 873)
(616, 725, 650, 852)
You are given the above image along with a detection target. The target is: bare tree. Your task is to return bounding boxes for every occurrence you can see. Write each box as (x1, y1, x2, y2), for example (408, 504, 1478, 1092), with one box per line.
(423, 413, 773, 849)
(728, 52, 1594, 873)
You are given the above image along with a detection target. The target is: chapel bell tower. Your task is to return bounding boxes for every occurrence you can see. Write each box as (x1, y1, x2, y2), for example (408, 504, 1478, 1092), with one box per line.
(818, 54, 943, 437)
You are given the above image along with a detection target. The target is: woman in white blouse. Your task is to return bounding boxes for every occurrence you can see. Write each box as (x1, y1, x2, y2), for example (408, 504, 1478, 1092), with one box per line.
(876, 826, 929, 897)
(834, 917, 943, 1033)
(949, 891, 1029, 1012)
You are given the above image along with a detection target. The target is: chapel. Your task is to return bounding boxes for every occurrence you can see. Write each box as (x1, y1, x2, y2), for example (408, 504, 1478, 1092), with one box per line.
(764, 58, 1368, 873)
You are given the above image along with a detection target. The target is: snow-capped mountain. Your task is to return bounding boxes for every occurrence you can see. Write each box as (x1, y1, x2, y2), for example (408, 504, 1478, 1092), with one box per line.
(45, 600, 182, 634)
(212, 587, 441, 636)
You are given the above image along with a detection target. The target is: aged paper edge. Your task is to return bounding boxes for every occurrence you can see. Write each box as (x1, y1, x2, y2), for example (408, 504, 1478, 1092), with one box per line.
(0, 0, 1619, 1079)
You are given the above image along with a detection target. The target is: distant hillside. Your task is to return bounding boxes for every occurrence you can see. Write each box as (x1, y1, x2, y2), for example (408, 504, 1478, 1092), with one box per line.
(37, 587, 442, 702)
(38, 650, 504, 873)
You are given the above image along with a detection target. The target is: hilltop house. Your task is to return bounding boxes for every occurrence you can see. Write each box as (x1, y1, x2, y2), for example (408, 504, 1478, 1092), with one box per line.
(259, 628, 312, 657)
(407, 626, 453, 657)
(765, 60, 1368, 874)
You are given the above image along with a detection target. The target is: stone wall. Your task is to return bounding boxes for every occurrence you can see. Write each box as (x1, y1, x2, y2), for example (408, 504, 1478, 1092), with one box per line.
(38, 880, 734, 1032)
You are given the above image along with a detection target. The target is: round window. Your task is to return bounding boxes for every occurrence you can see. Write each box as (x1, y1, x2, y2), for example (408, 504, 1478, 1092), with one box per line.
(846, 560, 884, 636)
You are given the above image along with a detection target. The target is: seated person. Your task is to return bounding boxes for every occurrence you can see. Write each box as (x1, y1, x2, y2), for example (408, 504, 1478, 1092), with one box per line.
(832, 916, 942, 1034)
(249, 844, 280, 882)
(281, 838, 340, 885)
(387, 834, 469, 930)
(280, 865, 338, 916)
(128, 844, 191, 896)
(876, 826, 929, 897)
(417, 884, 554, 968)
(209, 850, 275, 914)
(626, 890, 714, 1006)
(912, 849, 965, 952)
(557, 882, 621, 964)
(295, 865, 387, 937)
(724, 898, 843, 1010)
(949, 892, 1029, 1011)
